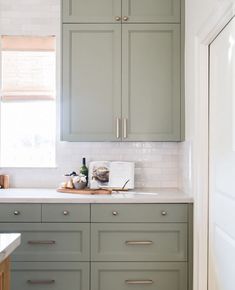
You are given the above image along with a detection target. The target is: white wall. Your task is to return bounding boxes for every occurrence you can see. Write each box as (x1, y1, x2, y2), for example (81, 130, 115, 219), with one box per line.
(0, 0, 181, 189)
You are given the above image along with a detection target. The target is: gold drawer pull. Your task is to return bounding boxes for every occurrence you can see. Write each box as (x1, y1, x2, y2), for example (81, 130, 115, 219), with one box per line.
(13, 210, 20, 216)
(63, 210, 69, 216)
(161, 211, 167, 216)
(28, 240, 56, 245)
(125, 240, 153, 245)
(125, 280, 153, 285)
(27, 280, 55, 285)
(112, 211, 119, 216)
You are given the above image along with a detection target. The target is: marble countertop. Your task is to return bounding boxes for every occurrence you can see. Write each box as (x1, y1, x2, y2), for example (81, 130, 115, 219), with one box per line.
(0, 233, 21, 263)
(0, 188, 193, 203)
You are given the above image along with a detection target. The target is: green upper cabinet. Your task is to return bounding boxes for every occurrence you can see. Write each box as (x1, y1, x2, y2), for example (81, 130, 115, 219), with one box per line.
(122, 0, 181, 23)
(62, 0, 181, 24)
(62, 24, 122, 141)
(61, 0, 184, 141)
(62, 0, 122, 23)
(122, 24, 181, 141)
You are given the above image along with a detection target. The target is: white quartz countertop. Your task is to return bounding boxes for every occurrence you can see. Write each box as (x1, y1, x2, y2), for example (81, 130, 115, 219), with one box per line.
(0, 188, 193, 203)
(0, 233, 21, 263)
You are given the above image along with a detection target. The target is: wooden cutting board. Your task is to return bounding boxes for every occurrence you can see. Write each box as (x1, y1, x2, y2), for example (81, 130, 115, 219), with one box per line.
(57, 188, 112, 195)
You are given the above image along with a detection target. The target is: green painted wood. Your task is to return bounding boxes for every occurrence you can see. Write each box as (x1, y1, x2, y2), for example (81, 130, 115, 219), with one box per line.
(62, 24, 122, 141)
(0, 223, 90, 261)
(91, 223, 187, 261)
(62, 0, 121, 23)
(91, 204, 188, 223)
(122, 24, 181, 141)
(122, 0, 181, 23)
(11, 262, 89, 290)
(91, 262, 187, 290)
(188, 204, 193, 290)
(0, 204, 41, 222)
(42, 204, 90, 222)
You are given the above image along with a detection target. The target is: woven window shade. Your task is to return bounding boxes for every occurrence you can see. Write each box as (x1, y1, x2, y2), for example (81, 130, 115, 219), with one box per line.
(1, 36, 56, 101)
(1, 36, 56, 51)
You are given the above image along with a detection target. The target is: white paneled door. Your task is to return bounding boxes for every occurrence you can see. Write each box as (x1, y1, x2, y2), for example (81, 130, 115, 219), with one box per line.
(209, 17, 235, 290)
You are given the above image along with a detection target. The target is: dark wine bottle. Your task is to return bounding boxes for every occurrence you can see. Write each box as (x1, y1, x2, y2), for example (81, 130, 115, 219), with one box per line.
(80, 157, 88, 185)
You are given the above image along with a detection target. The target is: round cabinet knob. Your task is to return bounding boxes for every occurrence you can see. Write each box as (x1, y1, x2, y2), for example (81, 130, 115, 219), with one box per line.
(115, 16, 121, 21)
(112, 211, 119, 216)
(63, 210, 69, 216)
(161, 211, 167, 216)
(123, 16, 129, 21)
(14, 210, 20, 216)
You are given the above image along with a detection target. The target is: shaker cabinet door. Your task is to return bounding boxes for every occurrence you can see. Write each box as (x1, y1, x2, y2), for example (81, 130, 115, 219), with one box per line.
(122, 24, 181, 141)
(62, 0, 122, 23)
(122, 0, 181, 23)
(62, 24, 122, 141)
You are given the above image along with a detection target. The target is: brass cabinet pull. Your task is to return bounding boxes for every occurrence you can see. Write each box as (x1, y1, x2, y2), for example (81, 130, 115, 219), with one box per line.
(13, 210, 20, 216)
(116, 118, 120, 139)
(115, 16, 121, 21)
(63, 210, 69, 216)
(27, 280, 55, 284)
(125, 280, 153, 285)
(123, 16, 129, 21)
(161, 211, 167, 216)
(28, 240, 56, 245)
(112, 211, 119, 216)
(125, 240, 153, 245)
(123, 118, 127, 139)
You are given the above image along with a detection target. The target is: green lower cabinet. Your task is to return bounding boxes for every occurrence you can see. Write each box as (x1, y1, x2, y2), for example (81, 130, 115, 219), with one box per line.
(91, 262, 187, 290)
(11, 262, 89, 290)
(0, 223, 90, 261)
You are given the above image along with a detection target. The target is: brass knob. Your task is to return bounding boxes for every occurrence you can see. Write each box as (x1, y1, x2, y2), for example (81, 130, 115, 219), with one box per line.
(63, 210, 69, 216)
(112, 211, 118, 216)
(161, 211, 167, 216)
(115, 16, 121, 21)
(14, 210, 20, 216)
(123, 16, 129, 21)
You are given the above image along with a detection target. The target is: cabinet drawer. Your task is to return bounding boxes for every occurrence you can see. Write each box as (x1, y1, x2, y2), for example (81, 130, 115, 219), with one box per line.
(11, 262, 89, 290)
(91, 223, 187, 261)
(91, 262, 187, 290)
(0, 204, 41, 222)
(91, 204, 188, 222)
(0, 223, 90, 261)
(42, 204, 90, 222)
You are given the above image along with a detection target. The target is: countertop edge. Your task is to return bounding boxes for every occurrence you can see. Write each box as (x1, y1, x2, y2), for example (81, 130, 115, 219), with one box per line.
(0, 234, 21, 263)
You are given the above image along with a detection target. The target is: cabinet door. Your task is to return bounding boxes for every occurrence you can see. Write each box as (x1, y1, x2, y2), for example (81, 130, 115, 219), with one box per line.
(62, 0, 122, 23)
(62, 24, 122, 141)
(122, 0, 181, 23)
(122, 24, 181, 141)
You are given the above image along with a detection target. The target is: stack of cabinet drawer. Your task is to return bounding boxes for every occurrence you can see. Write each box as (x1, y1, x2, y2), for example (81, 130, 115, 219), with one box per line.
(91, 204, 192, 290)
(0, 203, 192, 290)
(0, 204, 90, 290)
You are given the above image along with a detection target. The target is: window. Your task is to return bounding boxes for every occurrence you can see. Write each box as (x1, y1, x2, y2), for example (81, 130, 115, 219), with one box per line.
(0, 36, 56, 167)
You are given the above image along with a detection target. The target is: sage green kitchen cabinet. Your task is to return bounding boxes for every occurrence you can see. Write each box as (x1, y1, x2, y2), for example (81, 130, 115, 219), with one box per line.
(0, 203, 192, 290)
(62, 24, 122, 141)
(62, 0, 181, 24)
(122, 24, 181, 141)
(62, 24, 182, 141)
(61, 0, 184, 142)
